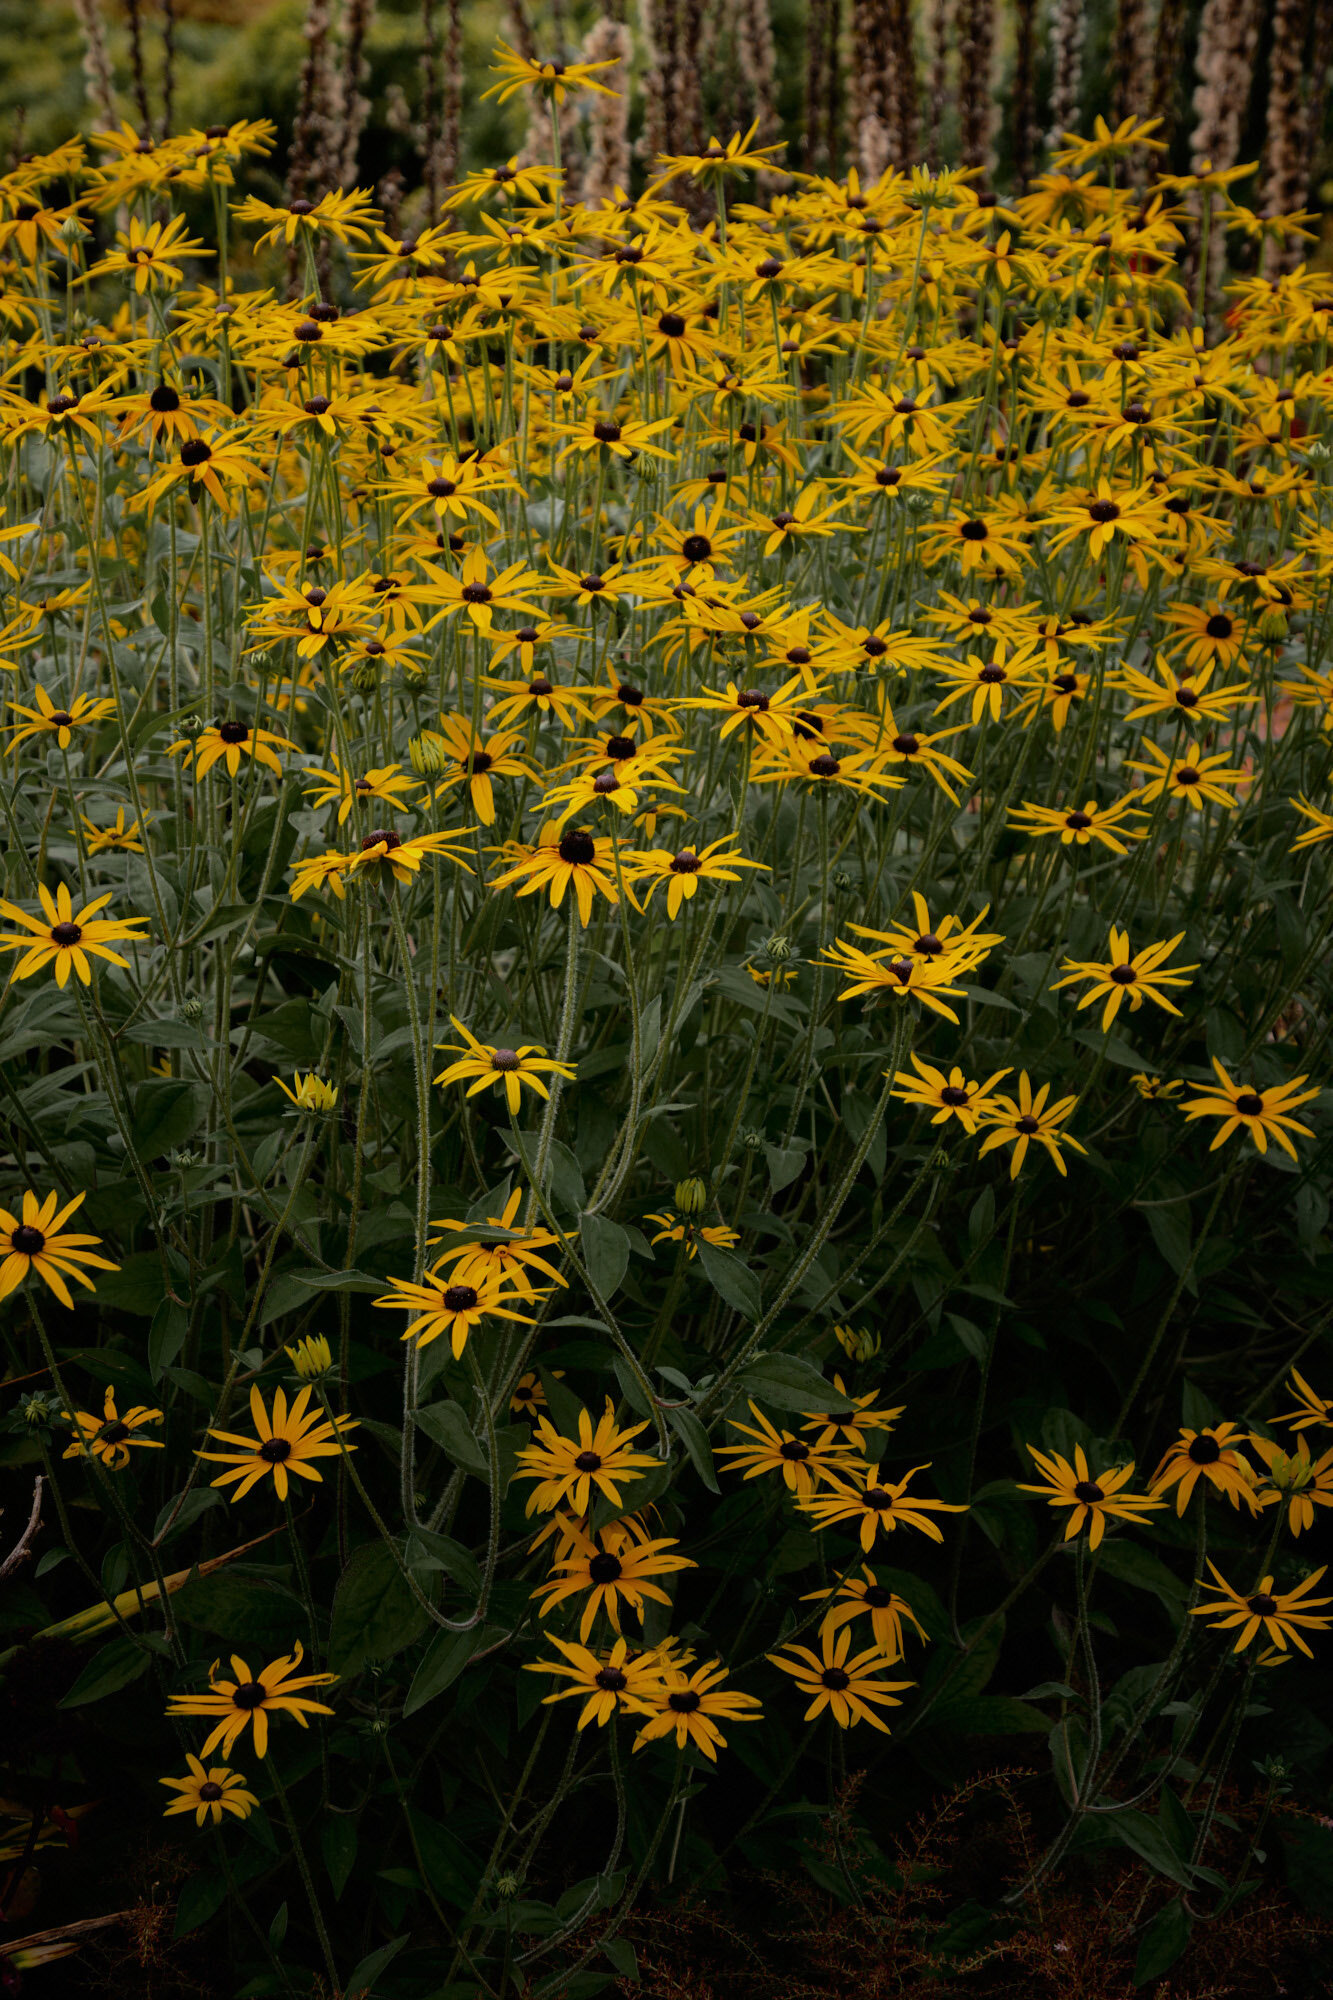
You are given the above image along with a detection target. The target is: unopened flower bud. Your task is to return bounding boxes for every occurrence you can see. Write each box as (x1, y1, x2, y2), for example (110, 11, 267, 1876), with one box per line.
(408, 730, 450, 777)
(180, 997, 204, 1023)
(674, 1176, 708, 1215)
(741, 1129, 763, 1152)
(764, 933, 793, 963)
(351, 658, 381, 695)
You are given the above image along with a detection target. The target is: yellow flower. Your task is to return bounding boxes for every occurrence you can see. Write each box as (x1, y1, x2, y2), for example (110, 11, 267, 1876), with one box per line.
(1017, 1444, 1163, 1547)
(160, 1755, 258, 1828)
(5, 684, 116, 752)
(890, 1053, 1012, 1134)
(0, 882, 147, 987)
(197, 1383, 357, 1502)
(374, 1267, 541, 1357)
(514, 1400, 660, 1515)
(1051, 926, 1198, 1032)
(1180, 1059, 1319, 1160)
(767, 1625, 913, 1732)
(715, 1400, 860, 1499)
(802, 1566, 929, 1663)
(85, 212, 210, 292)
(1190, 1563, 1333, 1657)
(1150, 1424, 1260, 1515)
(166, 1643, 337, 1758)
(629, 836, 767, 918)
(483, 37, 622, 104)
(285, 1334, 334, 1381)
(1250, 1434, 1333, 1536)
(490, 822, 623, 926)
(524, 1636, 663, 1730)
(434, 1016, 576, 1117)
(799, 1462, 967, 1551)
(428, 1186, 568, 1299)
(276, 1072, 338, 1113)
(631, 1659, 762, 1761)
(531, 1517, 694, 1643)
(62, 1385, 164, 1471)
(1126, 739, 1251, 813)
(976, 1073, 1087, 1178)
(169, 721, 295, 781)
(1008, 796, 1147, 853)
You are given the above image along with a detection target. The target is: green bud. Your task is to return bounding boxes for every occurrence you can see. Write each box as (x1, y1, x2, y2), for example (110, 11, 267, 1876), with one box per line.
(350, 658, 381, 696)
(764, 933, 793, 963)
(674, 1176, 708, 1215)
(408, 730, 450, 777)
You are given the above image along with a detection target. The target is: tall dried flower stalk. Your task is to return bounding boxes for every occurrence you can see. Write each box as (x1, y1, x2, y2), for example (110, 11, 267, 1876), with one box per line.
(580, 18, 634, 206)
(125, 0, 152, 133)
(1149, 0, 1188, 148)
(1260, 0, 1312, 273)
(956, 0, 996, 176)
(419, 0, 459, 217)
(1011, 0, 1038, 187)
(288, 0, 336, 205)
(851, 0, 918, 181)
(925, 0, 952, 161)
(1047, 0, 1084, 145)
(1190, 0, 1261, 310)
(736, 0, 780, 157)
(1112, 0, 1151, 126)
(337, 0, 379, 188)
(161, 0, 177, 139)
(71, 0, 118, 127)
(806, 0, 831, 168)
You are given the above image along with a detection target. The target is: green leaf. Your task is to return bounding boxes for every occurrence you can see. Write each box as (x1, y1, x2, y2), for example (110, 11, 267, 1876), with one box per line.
(343, 1934, 410, 1998)
(148, 1298, 189, 1383)
(1095, 1539, 1188, 1613)
(131, 1078, 206, 1161)
(697, 1239, 762, 1320)
(175, 1571, 305, 1648)
(414, 1402, 527, 1490)
(1101, 1808, 1198, 1889)
(328, 1541, 432, 1677)
(601, 1935, 639, 1980)
(173, 1868, 229, 1939)
(59, 1634, 152, 1707)
(735, 1353, 846, 1412)
(667, 1406, 719, 1493)
(1134, 1898, 1192, 1985)
(580, 1211, 630, 1299)
(1282, 1817, 1333, 1915)
(928, 1695, 1050, 1735)
(404, 1623, 506, 1718)
(322, 1816, 357, 1897)
(764, 1142, 807, 1193)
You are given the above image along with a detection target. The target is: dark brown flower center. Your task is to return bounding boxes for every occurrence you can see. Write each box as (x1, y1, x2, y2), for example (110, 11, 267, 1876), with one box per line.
(667, 1688, 701, 1711)
(1065, 810, 1092, 830)
(671, 850, 701, 874)
(1247, 1593, 1277, 1616)
(1015, 1114, 1041, 1134)
(99, 1422, 130, 1444)
(1205, 613, 1233, 639)
(218, 720, 249, 744)
(595, 1666, 627, 1690)
(1073, 1480, 1104, 1504)
(559, 829, 597, 865)
(150, 385, 181, 412)
(259, 1438, 292, 1463)
(658, 312, 686, 337)
(1088, 501, 1120, 523)
(180, 438, 212, 466)
(681, 534, 712, 562)
(12, 1225, 45, 1255)
(232, 1680, 268, 1709)
(50, 922, 82, 947)
(1109, 965, 1137, 985)
(573, 1451, 602, 1473)
(940, 1085, 970, 1106)
(1188, 1434, 1222, 1465)
(1234, 1092, 1265, 1117)
(588, 1552, 623, 1585)
(863, 1585, 893, 1608)
(361, 828, 400, 852)
(462, 583, 493, 603)
(821, 1667, 851, 1688)
(490, 1048, 520, 1071)
(779, 1440, 810, 1461)
(960, 520, 988, 541)
(809, 754, 840, 776)
(198, 1781, 224, 1801)
(443, 1284, 479, 1312)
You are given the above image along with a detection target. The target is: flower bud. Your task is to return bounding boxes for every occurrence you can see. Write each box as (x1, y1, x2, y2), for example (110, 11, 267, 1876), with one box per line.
(180, 996, 204, 1023)
(674, 1176, 708, 1215)
(408, 730, 450, 777)
(834, 1322, 881, 1363)
(763, 933, 793, 963)
(351, 658, 381, 695)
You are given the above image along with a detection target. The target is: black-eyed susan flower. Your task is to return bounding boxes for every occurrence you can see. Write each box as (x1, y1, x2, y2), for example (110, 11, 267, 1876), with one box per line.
(85, 212, 210, 291)
(524, 1636, 663, 1730)
(196, 1384, 357, 1503)
(374, 1267, 540, 1358)
(345, 826, 475, 886)
(166, 1644, 337, 1758)
(136, 433, 262, 513)
(434, 1017, 576, 1116)
(976, 1073, 1086, 1178)
(1131, 1073, 1183, 1101)
(629, 836, 766, 918)
(802, 1567, 928, 1662)
(715, 1401, 859, 1499)
(5, 684, 116, 752)
(514, 1401, 660, 1515)
(799, 1462, 966, 1550)
(429, 1187, 567, 1298)
(159, 1756, 258, 1828)
(429, 547, 545, 634)
(631, 1659, 762, 1760)
(0, 1189, 118, 1307)
(1126, 738, 1251, 813)
(1017, 1444, 1163, 1547)
(799, 1379, 905, 1455)
(275, 1072, 338, 1113)
(1117, 652, 1256, 726)
(301, 760, 419, 826)
(62, 1386, 164, 1471)
(1289, 796, 1333, 852)
(421, 713, 538, 824)
(1150, 1424, 1259, 1514)
(644, 1209, 741, 1257)
(1180, 1060, 1320, 1160)
(490, 823, 623, 926)
(849, 896, 1005, 975)
(821, 938, 969, 1022)
(75, 808, 149, 855)
(1008, 795, 1147, 852)
(767, 1625, 913, 1732)
(285, 1334, 334, 1382)
(834, 1323, 882, 1363)
(0, 883, 147, 987)
(931, 641, 1045, 725)
(890, 1054, 1012, 1134)
(1190, 1563, 1333, 1657)
(1274, 1369, 1333, 1434)
(231, 187, 378, 248)
(1051, 926, 1198, 1032)
(169, 720, 295, 781)
(1250, 1434, 1333, 1536)
(532, 1518, 694, 1642)
(483, 37, 621, 104)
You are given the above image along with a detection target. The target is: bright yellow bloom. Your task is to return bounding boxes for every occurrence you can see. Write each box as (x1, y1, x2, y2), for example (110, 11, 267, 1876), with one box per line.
(1051, 927, 1198, 1032)
(160, 1755, 257, 1828)
(275, 1072, 338, 1113)
(514, 1400, 660, 1515)
(0, 882, 147, 987)
(166, 1644, 337, 1758)
(197, 1384, 357, 1502)
(1191, 1563, 1333, 1657)
(0, 1189, 118, 1307)
(1017, 1444, 1163, 1547)
(767, 1624, 913, 1732)
(434, 1016, 576, 1116)
(1180, 1059, 1319, 1160)
(62, 1386, 164, 1471)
